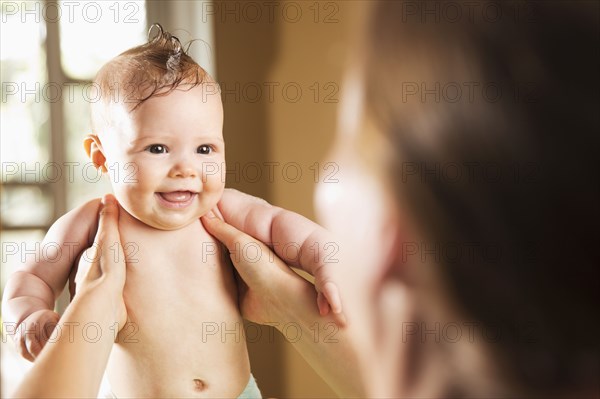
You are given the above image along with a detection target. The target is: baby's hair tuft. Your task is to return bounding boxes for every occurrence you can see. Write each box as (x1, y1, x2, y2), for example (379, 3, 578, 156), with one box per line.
(92, 22, 208, 121)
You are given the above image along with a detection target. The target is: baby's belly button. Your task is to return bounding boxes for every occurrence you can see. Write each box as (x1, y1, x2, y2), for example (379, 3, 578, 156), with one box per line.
(193, 378, 206, 392)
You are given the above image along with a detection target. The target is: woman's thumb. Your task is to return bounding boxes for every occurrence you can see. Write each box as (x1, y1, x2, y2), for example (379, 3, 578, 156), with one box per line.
(201, 214, 271, 286)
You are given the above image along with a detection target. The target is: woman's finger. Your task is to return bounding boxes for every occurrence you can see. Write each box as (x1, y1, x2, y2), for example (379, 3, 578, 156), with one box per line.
(208, 205, 224, 220)
(322, 282, 342, 314)
(201, 214, 268, 284)
(201, 213, 252, 249)
(75, 247, 97, 286)
(201, 214, 299, 289)
(74, 194, 123, 292)
(95, 195, 125, 273)
(94, 194, 121, 247)
(202, 213, 316, 325)
(317, 291, 331, 316)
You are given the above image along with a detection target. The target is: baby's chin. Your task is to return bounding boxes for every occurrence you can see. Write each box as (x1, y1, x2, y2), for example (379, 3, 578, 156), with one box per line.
(120, 204, 207, 231)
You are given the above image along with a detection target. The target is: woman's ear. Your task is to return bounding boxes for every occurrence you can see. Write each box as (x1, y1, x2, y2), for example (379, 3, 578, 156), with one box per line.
(83, 134, 108, 173)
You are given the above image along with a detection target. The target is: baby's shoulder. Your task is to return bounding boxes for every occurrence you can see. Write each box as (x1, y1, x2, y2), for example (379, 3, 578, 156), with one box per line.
(45, 198, 102, 247)
(62, 197, 102, 220)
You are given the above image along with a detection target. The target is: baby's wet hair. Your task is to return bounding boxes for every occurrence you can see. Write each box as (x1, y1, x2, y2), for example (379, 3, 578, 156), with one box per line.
(92, 23, 208, 131)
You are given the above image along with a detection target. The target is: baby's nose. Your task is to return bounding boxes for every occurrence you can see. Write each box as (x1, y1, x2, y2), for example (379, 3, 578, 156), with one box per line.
(168, 158, 198, 178)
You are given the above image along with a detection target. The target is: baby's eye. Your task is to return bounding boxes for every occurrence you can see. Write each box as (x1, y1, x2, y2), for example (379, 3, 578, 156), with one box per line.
(197, 145, 212, 155)
(147, 144, 167, 154)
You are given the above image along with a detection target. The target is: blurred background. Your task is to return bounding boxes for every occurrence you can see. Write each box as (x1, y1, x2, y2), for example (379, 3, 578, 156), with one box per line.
(0, 0, 365, 397)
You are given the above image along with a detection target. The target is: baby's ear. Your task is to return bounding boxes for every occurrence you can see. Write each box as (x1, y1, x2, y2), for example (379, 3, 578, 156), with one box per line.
(83, 134, 108, 173)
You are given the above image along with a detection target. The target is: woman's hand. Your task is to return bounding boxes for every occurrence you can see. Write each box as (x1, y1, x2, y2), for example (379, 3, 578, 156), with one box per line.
(70, 194, 127, 327)
(208, 189, 345, 324)
(10, 194, 129, 399)
(202, 213, 315, 326)
(201, 212, 364, 397)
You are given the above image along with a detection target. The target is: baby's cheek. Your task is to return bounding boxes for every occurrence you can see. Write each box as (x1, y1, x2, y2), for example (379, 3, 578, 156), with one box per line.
(203, 162, 225, 192)
(197, 169, 223, 209)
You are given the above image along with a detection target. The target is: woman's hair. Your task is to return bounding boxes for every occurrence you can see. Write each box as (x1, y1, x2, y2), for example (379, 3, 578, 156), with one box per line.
(91, 23, 207, 132)
(362, 1, 598, 394)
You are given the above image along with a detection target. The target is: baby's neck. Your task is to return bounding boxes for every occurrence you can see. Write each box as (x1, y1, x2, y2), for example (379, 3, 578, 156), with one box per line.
(116, 204, 202, 234)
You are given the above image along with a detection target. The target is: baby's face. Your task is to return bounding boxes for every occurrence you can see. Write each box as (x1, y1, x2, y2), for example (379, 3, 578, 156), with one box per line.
(98, 84, 225, 230)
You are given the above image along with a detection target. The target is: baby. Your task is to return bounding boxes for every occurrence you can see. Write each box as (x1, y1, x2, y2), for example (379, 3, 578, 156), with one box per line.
(2, 25, 340, 398)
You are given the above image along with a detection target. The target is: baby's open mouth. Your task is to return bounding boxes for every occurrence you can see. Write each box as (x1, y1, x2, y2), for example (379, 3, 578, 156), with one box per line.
(156, 191, 197, 208)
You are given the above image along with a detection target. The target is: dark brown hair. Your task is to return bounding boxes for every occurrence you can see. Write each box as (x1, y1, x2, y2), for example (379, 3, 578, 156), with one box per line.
(362, 1, 598, 395)
(93, 23, 206, 115)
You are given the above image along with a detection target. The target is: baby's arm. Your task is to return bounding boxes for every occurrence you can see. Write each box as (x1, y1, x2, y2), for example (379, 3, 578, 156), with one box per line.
(2, 199, 101, 360)
(215, 189, 342, 317)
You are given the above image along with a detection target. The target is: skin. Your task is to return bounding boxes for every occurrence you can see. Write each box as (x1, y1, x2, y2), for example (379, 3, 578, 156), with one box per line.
(81, 84, 253, 398)
(7, 191, 360, 399)
(87, 83, 226, 230)
(10, 195, 127, 399)
(2, 83, 228, 359)
(201, 193, 365, 398)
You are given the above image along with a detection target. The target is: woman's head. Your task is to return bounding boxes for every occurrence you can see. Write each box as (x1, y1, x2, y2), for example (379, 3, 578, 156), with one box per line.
(318, 1, 599, 396)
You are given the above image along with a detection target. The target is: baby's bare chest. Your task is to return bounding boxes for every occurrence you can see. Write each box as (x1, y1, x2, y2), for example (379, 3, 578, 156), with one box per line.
(115, 218, 236, 314)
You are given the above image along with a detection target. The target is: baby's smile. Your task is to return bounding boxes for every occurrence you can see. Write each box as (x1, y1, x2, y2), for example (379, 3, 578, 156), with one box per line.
(155, 191, 199, 209)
